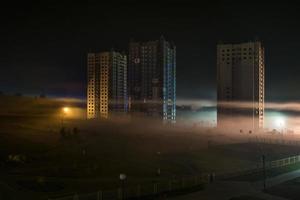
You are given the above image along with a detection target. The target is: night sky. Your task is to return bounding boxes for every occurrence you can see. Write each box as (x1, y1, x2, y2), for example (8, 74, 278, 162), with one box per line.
(1, 1, 300, 103)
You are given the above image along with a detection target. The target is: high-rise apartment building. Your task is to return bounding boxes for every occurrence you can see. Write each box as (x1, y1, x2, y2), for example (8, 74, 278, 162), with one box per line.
(87, 51, 128, 119)
(217, 41, 265, 131)
(128, 36, 176, 123)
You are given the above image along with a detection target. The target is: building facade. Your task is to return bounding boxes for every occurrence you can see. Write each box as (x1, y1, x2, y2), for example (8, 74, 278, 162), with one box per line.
(128, 36, 176, 123)
(87, 51, 128, 119)
(217, 41, 265, 131)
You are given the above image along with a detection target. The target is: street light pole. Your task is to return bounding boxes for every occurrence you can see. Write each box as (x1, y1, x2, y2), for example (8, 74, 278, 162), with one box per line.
(61, 107, 69, 128)
(157, 151, 161, 177)
(121, 180, 124, 200)
(262, 154, 266, 190)
(61, 112, 65, 128)
(120, 174, 126, 200)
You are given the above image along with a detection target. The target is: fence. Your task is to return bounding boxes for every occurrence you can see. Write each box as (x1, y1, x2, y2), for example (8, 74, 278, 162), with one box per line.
(48, 175, 209, 200)
(269, 155, 300, 168)
(217, 154, 300, 181)
(49, 154, 300, 200)
(248, 137, 300, 146)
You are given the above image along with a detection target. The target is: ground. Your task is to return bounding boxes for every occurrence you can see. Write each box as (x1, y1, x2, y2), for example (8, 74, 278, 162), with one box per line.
(266, 176, 300, 199)
(1, 95, 300, 199)
(229, 196, 264, 200)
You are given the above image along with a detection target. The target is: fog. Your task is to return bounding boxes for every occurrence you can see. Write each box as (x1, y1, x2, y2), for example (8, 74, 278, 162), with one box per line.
(47, 97, 300, 134)
(2, 95, 300, 178)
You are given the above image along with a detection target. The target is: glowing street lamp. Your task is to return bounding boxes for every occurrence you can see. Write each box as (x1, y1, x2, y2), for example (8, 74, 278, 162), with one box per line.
(63, 107, 69, 114)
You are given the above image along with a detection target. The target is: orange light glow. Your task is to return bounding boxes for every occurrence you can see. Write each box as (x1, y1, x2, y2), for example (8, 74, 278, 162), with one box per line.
(63, 107, 69, 114)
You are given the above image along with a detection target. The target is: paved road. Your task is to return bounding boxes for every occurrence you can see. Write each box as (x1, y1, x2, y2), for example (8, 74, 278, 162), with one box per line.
(167, 169, 300, 200)
(253, 169, 300, 190)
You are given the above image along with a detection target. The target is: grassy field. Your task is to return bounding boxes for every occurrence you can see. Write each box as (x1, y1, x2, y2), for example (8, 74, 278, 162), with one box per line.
(1, 95, 300, 199)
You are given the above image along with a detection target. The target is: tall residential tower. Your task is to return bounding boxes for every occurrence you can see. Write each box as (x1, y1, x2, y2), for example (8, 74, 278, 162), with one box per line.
(217, 41, 265, 131)
(128, 36, 176, 123)
(87, 51, 128, 119)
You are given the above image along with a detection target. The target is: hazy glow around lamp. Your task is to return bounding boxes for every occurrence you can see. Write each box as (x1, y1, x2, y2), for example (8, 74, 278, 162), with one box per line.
(63, 107, 69, 114)
(61, 107, 70, 127)
(275, 117, 285, 134)
(275, 118, 285, 128)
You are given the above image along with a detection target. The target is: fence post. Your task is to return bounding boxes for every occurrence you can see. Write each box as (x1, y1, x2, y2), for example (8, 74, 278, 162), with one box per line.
(271, 161, 274, 168)
(168, 180, 172, 191)
(97, 191, 103, 200)
(182, 178, 185, 188)
(118, 188, 122, 200)
(73, 193, 79, 200)
(136, 185, 141, 198)
(153, 183, 157, 195)
(279, 159, 282, 167)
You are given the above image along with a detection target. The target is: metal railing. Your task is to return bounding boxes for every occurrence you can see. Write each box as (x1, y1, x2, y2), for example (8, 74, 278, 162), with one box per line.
(48, 175, 209, 200)
(48, 154, 300, 200)
(248, 137, 300, 146)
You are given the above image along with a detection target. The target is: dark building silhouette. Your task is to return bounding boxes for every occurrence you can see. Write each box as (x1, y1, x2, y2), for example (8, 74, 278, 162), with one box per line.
(217, 41, 265, 131)
(128, 36, 176, 123)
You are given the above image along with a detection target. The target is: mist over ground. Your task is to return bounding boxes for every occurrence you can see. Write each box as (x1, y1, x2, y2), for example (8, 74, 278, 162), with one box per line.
(1, 94, 300, 199)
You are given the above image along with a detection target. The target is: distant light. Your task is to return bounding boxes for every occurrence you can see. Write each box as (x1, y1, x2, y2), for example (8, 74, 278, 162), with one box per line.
(63, 107, 69, 114)
(275, 118, 285, 128)
(120, 173, 127, 180)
